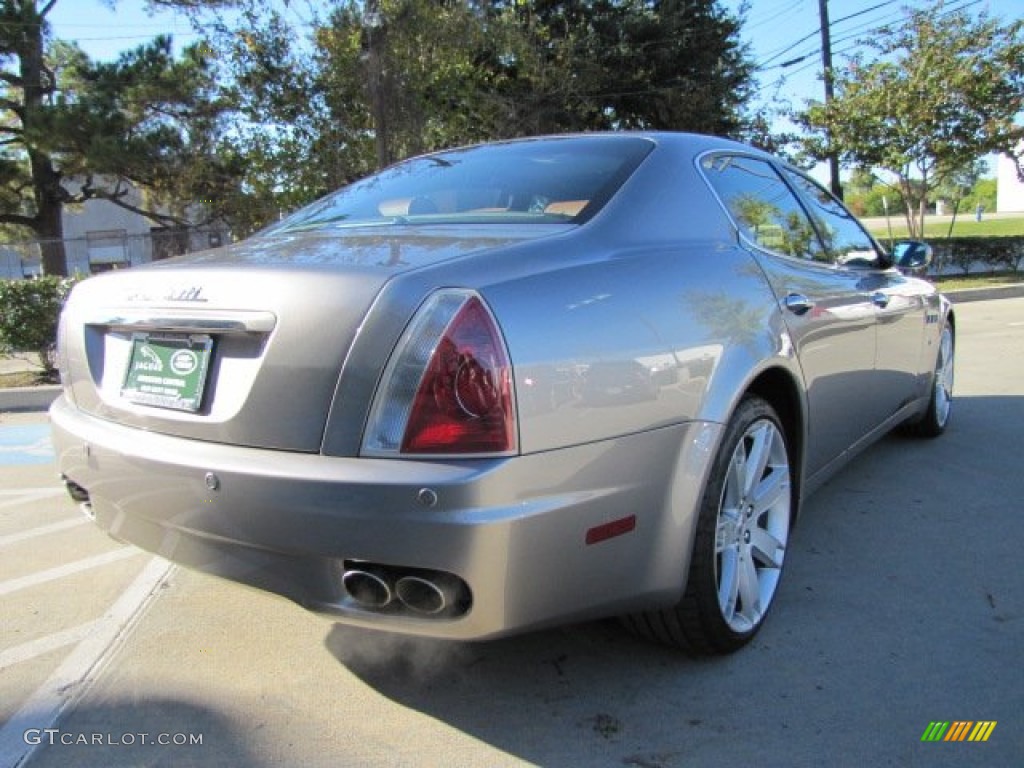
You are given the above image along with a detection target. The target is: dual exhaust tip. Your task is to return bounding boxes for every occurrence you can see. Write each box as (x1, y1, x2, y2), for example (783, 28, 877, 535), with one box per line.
(63, 477, 94, 519)
(342, 564, 470, 618)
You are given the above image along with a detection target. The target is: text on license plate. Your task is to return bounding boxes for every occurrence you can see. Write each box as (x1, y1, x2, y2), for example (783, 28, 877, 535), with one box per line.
(121, 334, 213, 412)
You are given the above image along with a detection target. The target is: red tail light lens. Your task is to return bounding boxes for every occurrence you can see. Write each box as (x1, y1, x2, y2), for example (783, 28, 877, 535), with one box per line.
(362, 290, 517, 457)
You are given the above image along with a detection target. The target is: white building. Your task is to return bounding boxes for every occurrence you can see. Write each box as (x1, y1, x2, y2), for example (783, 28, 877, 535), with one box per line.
(996, 148, 1024, 213)
(1, 183, 226, 278)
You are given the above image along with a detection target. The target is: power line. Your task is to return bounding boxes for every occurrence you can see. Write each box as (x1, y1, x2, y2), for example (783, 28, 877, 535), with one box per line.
(757, 0, 986, 74)
(758, 1, 901, 71)
(742, 0, 805, 34)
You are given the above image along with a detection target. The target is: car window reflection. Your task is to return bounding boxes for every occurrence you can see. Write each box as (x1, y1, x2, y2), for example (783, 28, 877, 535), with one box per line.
(700, 155, 829, 263)
(782, 170, 882, 268)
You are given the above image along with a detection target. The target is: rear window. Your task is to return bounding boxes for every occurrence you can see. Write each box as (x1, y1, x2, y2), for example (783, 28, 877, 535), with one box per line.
(268, 137, 654, 233)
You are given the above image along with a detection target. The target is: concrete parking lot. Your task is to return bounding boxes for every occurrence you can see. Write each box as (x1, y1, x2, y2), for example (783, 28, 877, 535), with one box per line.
(1, 298, 1021, 767)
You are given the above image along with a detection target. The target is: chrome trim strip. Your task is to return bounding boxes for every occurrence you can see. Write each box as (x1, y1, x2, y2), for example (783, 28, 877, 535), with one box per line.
(85, 310, 277, 334)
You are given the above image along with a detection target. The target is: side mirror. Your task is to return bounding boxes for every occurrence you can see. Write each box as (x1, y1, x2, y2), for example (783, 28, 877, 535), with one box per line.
(891, 240, 933, 276)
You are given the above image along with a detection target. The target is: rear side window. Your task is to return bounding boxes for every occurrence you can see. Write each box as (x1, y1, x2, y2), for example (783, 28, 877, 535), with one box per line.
(700, 154, 829, 263)
(782, 170, 882, 268)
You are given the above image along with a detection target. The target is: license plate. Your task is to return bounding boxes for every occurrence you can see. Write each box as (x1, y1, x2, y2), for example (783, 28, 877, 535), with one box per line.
(121, 334, 213, 412)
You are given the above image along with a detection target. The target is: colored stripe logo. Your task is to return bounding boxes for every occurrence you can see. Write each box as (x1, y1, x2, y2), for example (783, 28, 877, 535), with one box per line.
(921, 721, 997, 742)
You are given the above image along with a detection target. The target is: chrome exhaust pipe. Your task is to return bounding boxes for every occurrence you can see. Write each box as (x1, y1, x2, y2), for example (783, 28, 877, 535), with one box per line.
(342, 569, 394, 609)
(395, 573, 462, 615)
(63, 477, 90, 503)
(63, 478, 95, 520)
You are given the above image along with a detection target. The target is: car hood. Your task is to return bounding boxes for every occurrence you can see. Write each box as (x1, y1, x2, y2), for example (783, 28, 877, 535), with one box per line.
(58, 226, 565, 452)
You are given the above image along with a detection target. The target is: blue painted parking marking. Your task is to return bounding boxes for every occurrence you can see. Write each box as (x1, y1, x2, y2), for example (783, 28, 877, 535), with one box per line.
(0, 424, 54, 465)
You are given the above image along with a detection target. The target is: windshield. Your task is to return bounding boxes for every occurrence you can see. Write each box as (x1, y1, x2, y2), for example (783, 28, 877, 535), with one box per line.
(267, 136, 654, 234)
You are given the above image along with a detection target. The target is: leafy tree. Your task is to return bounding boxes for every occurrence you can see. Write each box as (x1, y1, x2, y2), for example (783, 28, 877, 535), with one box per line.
(191, 1, 381, 228)
(316, 0, 518, 168)
(934, 160, 986, 237)
(798, 2, 1024, 238)
(0, 0, 241, 274)
(195, 0, 756, 228)
(842, 169, 894, 218)
(960, 178, 997, 216)
(499, 0, 754, 136)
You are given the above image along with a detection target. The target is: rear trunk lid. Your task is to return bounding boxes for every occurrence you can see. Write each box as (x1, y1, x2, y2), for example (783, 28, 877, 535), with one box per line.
(58, 228, 555, 451)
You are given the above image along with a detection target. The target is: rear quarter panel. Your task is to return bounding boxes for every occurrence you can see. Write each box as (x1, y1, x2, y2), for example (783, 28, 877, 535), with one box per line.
(486, 239, 790, 453)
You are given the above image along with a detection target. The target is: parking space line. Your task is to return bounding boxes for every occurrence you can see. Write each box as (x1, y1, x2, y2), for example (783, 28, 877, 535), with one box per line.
(0, 518, 88, 548)
(0, 548, 141, 597)
(0, 557, 172, 768)
(0, 621, 100, 672)
(0, 488, 65, 512)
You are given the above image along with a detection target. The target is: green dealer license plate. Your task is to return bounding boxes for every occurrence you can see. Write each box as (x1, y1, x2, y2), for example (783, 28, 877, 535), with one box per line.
(121, 334, 213, 412)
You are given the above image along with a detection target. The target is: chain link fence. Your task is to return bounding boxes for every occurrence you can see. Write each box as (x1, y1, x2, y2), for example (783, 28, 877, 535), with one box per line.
(1, 226, 228, 279)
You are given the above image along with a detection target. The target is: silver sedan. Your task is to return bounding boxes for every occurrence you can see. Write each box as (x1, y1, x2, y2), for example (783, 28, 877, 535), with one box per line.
(51, 133, 954, 654)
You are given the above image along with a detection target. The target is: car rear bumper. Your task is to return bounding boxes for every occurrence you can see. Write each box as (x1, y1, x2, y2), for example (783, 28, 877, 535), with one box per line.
(50, 395, 719, 640)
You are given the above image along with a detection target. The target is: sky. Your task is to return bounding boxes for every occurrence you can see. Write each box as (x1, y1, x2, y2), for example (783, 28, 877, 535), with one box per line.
(722, 1, 1020, 126)
(48, 1, 199, 59)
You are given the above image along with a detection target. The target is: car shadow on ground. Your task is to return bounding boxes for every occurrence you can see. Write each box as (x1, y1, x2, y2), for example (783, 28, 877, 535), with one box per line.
(324, 619, 723, 767)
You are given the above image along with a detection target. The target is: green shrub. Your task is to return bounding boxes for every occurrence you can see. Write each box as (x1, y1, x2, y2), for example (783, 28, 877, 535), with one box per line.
(0, 276, 80, 377)
(925, 236, 1024, 276)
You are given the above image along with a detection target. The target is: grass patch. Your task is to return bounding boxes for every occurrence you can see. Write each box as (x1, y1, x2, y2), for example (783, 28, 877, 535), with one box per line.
(0, 370, 56, 388)
(867, 216, 1024, 240)
(929, 270, 1023, 291)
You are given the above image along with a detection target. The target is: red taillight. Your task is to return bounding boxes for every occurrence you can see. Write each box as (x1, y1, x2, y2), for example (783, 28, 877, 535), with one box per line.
(402, 297, 514, 453)
(362, 291, 517, 457)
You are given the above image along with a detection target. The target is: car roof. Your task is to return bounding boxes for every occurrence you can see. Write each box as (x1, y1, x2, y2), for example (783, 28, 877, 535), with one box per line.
(411, 131, 775, 165)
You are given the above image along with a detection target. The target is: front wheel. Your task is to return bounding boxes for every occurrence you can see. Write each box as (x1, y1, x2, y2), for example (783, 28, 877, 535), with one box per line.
(624, 396, 794, 654)
(903, 322, 954, 438)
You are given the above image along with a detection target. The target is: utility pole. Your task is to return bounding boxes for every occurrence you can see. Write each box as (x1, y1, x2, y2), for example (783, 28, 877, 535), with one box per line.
(818, 0, 843, 200)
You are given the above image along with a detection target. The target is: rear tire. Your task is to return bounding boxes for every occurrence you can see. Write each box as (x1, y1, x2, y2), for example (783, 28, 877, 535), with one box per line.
(624, 396, 793, 654)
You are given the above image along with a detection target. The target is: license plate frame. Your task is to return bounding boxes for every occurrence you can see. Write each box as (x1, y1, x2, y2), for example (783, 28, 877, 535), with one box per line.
(121, 333, 213, 412)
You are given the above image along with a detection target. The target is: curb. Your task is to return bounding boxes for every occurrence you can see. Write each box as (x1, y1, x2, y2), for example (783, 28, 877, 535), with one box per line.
(2, 284, 1022, 414)
(943, 283, 1024, 303)
(0, 385, 61, 413)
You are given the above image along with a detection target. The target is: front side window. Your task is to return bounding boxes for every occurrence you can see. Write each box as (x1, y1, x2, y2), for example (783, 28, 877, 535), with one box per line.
(700, 154, 828, 263)
(783, 170, 882, 268)
(267, 137, 654, 234)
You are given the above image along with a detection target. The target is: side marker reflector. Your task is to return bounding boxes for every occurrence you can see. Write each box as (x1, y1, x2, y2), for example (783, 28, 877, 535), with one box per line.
(585, 515, 637, 545)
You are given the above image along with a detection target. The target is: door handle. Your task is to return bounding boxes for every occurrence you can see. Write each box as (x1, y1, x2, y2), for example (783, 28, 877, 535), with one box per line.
(871, 291, 890, 308)
(784, 293, 814, 316)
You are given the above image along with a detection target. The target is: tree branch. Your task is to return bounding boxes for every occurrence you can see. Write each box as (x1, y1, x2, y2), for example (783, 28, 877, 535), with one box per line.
(0, 71, 25, 88)
(0, 211, 38, 229)
(0, 96, 25, 116)
(91, 189, 191, 228)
